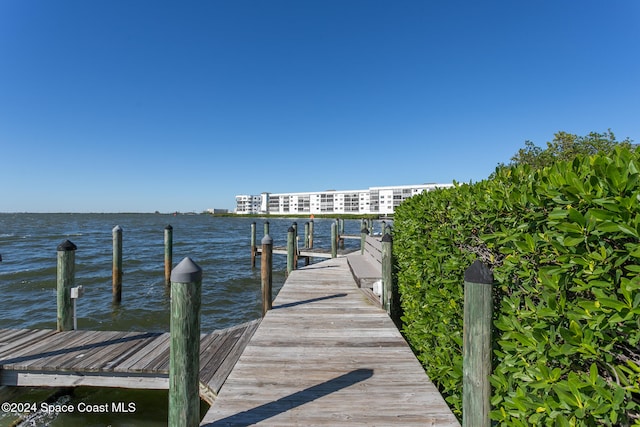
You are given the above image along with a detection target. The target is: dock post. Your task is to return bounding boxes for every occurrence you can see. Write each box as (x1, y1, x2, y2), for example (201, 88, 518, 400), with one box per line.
(381, 233, 393, 317)
(462, 260, 493, 427)
(263, 221, 269, 237)
(164, 225, 173, 286)
(339, 218, 345, 248)
(369, 219, 374, 236)
(304, 222, 310, 249)
(261, 235, 273, 316)
(309, 220, 314, 249)
(286, 226, 295, 276)
(250, 222, 257, 268)
(292, 222, 299, 267)
(112, 225, 123, 304)
(56, 240, 77, 332)
(169, 257, 202, 427)
(331, 222, 337, 258)
(360, 227, 368, 255)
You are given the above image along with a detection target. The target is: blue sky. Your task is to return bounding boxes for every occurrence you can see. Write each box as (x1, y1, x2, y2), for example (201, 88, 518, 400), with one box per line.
(1, 1, 639, 213)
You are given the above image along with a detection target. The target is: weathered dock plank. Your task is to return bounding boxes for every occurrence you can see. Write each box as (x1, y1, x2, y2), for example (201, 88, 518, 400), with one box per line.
(0, 319, 260, 400)
(201, 257, 460, 426)
(257, 246, 356, 259)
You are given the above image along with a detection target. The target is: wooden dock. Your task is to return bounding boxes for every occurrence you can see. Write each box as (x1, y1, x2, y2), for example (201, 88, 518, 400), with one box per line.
(0, 319, 260, 404)
(201, 257, 460, 426)
(257, 246, 355, 259)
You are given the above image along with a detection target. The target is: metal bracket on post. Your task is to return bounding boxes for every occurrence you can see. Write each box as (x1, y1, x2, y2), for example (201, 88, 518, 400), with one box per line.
(70, 285, 84, 330)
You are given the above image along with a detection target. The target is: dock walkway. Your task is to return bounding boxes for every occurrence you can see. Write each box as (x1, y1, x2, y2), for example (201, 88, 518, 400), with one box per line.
(201, 257, 459, 426)
(0, 320, 260, 404)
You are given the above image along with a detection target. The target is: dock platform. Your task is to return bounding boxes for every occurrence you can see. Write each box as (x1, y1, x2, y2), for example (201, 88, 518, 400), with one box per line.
(256, 246, 356, 259)
(201, 257, 459, 426)
(0, 320, 260, 404)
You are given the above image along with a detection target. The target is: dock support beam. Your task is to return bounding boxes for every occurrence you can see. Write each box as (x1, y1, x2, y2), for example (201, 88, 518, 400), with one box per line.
(331, 222, 337, 258)
(462, 260, 493, 427)
(169, 257, 202, 427)
(112, 225, 123, 304)
(261, 235, 273, 316)
(250, 222, 257, 268)
(308, 220, 314, 249)
(381, 233, 393, 317)
(56, 240, 77, 332)
(164, 225, 173, 286)
(360, 227, 368, 255)
(286, 226, 295, 276)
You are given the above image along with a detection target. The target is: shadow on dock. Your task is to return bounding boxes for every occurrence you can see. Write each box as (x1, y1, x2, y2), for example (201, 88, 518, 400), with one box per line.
(202, 368, 374, 426)
(272, 293, 347, 310)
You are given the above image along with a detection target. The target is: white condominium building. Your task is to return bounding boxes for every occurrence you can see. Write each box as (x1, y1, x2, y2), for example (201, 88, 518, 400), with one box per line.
(235, 183, 453, 215)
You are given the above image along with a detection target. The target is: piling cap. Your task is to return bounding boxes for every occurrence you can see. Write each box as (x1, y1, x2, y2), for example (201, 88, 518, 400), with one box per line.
(288, 226, 295, 232)
(170, 257, 202, 283)
(261, 235, 273, 245)
(464, 260, 493, 284)
(57, 239, 77, 251)
(382, 233, 392, 243)
(361, 227, 369, 234)
(112, 225, 123, 232)
(165, 224, 173, 230)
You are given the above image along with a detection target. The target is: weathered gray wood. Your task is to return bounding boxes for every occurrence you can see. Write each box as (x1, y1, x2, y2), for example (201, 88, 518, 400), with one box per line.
(56, 240, 77, 331)
(250, 222, 257, 268)
(308, 220, 314, 249)
(263, 221, 269, 238)
(0, 323, 256, 396)
(169, 257, 202, 427)
(463, 260, 493, 427)
(360, 227, 368, 254)
(304, 222, 309, 249)
(381, 233, 393, 317)
(112, 225, 123, 303)
(164, 224, 173, 286)
(200, 257, 460, 426)
(261, 235, 273, 316)
(286, 226, 295, 275)
(331, 222, 337, 258)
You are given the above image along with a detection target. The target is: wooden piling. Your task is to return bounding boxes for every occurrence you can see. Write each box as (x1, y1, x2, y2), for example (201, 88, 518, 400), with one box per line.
(336, 218, 344, 249)
(308, 220, 314, 249)
(169, 257, 202, 427)
(360, 227, 368, 255)
(286, 226, 295, 276)
(381, 233, 393, 317)
(250, 222, 257, 268)
(56, 240, 77, 332)
(261, 235, 273, 316)
(263, 221, 269, 237)
(304, 222, 310, 249)
(331, 222, 337, 258)
(292, 222, 299, 266)
(462, 260, 493, 427)
(112, 225, 123, 304)
(164, 225, 173, 286)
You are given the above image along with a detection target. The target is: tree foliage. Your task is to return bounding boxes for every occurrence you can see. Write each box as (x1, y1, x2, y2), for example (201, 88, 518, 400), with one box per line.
(395, 146, 640, 425)
(509, 130, 634, 170)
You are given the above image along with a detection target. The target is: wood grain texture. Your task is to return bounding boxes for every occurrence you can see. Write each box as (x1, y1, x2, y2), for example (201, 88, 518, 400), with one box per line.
(201, 257, 459, 426)
(0, 320, 259, 402)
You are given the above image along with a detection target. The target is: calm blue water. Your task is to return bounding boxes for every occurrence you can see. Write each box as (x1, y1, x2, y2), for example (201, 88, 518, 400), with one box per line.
(0, 213, 366, 426)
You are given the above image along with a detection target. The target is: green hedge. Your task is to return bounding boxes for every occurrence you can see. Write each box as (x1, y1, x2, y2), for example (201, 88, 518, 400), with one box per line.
(394, 147, 640, 426)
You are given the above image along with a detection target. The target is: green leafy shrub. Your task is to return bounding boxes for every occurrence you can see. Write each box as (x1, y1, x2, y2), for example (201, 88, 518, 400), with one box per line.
(394, 147, 640, 425)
